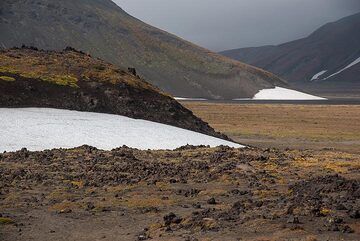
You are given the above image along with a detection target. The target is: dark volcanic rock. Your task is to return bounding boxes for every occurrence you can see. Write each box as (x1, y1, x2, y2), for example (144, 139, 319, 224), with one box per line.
(207, 198, 217, 205)
(0, 146, 359, 240)
(287, 215, 300, 224)
(163, 213, 182, 226)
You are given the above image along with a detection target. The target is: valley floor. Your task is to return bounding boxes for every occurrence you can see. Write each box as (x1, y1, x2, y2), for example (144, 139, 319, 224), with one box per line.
(183, 102, 360, 154)
(0, 103, 359, 241)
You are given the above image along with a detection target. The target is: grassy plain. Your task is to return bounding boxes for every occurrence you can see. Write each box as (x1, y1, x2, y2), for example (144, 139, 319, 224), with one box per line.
(183, 102, 360, 153)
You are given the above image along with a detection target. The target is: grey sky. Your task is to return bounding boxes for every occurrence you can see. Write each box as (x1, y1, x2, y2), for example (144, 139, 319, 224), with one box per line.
(114, 0, 360, 51)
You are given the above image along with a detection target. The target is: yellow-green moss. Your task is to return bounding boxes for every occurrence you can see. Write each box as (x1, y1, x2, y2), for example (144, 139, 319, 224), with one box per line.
(0, 65, 79, 87)
(0, 52, 163, 93)
(41, 75, 79, 88)
(0, 76, 15, 81)
(17, 73, 79, 88)
(0, 66, 19, 74)
(0, 217, 14, 225)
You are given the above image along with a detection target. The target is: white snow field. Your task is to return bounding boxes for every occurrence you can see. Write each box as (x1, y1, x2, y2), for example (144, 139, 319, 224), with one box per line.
(324, 56, 360, 80)
(0, 108, 242, 152)
(234, 86, 326, 101)
(311, 70, 327, 80)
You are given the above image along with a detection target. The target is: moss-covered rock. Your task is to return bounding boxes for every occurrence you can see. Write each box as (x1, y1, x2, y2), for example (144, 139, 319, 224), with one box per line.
(0, 217, 14, 225)
(0, 76, 15, 81)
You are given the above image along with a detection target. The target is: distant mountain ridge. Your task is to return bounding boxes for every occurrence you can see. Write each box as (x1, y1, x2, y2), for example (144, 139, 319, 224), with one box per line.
(220, 13, 360, 94)
(0, 0, 286, 100)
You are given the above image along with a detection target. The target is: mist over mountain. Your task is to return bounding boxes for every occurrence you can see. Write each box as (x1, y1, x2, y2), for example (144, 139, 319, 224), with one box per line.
(116, 0, 360, 51)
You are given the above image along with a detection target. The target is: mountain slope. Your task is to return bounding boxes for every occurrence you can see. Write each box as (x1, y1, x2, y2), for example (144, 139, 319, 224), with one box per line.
(0, 47, 225, 138)
(0, 0, 286, 100)
(220, 13, 360, 92)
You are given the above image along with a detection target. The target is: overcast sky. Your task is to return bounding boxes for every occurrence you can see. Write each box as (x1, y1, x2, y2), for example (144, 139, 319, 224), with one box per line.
(114, 0, 360, 51)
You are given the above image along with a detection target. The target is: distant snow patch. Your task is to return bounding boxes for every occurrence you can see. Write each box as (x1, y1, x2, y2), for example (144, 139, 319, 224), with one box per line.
(324, 57, 360, 80)
(0, 108, 242, 152)
(234, 87, 326, 100)
(253, 87, 326, 100)
(311, 70, 327, 81)
(174, 97, 207, 101)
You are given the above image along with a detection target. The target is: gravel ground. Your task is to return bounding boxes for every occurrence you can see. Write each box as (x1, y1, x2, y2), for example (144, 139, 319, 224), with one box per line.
(0, 145, 359, 240)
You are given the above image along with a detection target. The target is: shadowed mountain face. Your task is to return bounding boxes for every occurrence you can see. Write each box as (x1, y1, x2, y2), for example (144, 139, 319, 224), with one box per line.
(0, 0, 286, 100)
(0, 47, 227, 139)
(220, 13, 360, 94)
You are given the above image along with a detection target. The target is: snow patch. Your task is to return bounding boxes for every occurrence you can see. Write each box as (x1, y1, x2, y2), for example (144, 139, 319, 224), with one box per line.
(311, 70, 327, 81)
(324, 57, 360, 80)
(234, 87, 326, 100)
(0, 108, 242, 152)
(253, 87, 326, 100)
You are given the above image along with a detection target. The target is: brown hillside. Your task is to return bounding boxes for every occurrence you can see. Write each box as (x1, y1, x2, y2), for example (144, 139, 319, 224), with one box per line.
(0, 0, 287, 99)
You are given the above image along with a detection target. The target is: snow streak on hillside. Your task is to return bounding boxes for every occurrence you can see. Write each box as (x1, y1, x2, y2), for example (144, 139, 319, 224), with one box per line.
(311, 70, 327, 80)
(324, 57, 360, 80)
(0, 108, 242, 152)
